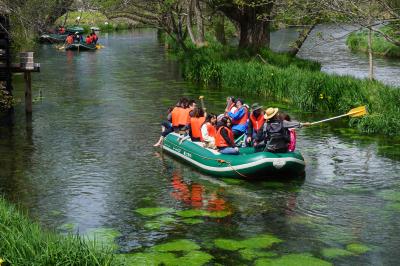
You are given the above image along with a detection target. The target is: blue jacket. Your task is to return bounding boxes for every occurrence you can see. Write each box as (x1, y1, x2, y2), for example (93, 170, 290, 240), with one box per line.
(228, 107, 248, 134)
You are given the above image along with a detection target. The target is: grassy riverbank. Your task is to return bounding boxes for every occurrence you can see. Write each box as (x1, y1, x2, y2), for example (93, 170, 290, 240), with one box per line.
(56, 11, 142, 33)
(0, 198, 115, 265)
(167, 39, 400, 136)
(346, 26, 400, 58)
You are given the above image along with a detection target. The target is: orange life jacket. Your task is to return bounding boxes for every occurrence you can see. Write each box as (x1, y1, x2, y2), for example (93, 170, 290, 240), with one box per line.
(66, 35, 73, 44)
(227, 102, 236, 112)
(177, 108, 191, 126)
(85, 37, 92, 44)
(200, 122, 216, 142)
(232, 106, 249, 125)
(171, 107, 183, 127)
(249, 112, 265, 131)
(215, 126, 234, 148)
(207, 123, 216, 138)
(190, 116, 205, 139)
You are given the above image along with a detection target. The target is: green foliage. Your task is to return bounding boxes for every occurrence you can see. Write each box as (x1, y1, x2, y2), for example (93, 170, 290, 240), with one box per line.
(321, 248, 354, 259)
(214, 234, 283, 251)
(169, 41, 400, 136)
(0, 198, 115, 265)
(346, 243, 371, 254)
(117, 250, 213, 266)
(378, 190, 400, 202)
(255, 253, 332, 266)
(0, 84, 13, 111)
(135, 207, 175, 217)
(151, 239, 200, 252)
(239, 249, 277, 260)
(346, 26, 400, 58)
(259, 48, 321, 71)
(175, 209, 231, 218)
(56, 11, 139, 33)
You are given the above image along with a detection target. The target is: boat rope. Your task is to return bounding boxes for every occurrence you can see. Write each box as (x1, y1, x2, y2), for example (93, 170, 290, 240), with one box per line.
(163, 138, 249, 178)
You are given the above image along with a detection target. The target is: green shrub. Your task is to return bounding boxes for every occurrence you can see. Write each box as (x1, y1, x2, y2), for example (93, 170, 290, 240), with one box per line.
(0, 84, 13, 111)
(346, 26, 400, 58)
(0, 198, 116, 265)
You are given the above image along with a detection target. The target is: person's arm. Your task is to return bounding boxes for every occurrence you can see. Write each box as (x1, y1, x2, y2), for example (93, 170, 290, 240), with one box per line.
(201, 124, 212, 142)
(247, 119, 254, 137)
(283, 120, 305, 129)
(167, 112, 172, 122)
(228, 107, 244, 121)
(221, 128, 235, 147)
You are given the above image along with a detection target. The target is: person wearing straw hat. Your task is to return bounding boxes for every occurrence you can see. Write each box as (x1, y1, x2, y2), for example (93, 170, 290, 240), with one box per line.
(254, 107, 310, 153)
(247, 103, 265, 145)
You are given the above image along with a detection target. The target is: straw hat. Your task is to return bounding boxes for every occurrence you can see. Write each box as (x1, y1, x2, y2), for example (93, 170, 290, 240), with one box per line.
(264, 107, 279, 120)
(251, 103, 263, 111)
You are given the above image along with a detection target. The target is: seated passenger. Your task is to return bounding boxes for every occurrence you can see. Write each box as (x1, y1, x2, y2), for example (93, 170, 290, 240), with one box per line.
(224, 96, 237, 114)
(91, 31, 98, 44)
(153, 106, 174, 147)
(215, 117, 239, 155)
(171, 98, 189, 133)
(254, 108, 310, 153)
(189, 107, 206, 142)
(66, 34, 74, 44)
(246, 103, 265, 145)
(279, 113, 297, 152)
(58, 26, 65, 34)
(85, 35, 92, 44)
(227, 98, 249, 139)
(201, 113, 217, 148)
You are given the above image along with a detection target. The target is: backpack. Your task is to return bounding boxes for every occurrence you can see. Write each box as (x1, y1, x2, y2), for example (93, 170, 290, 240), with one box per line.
(263, 120, 290, 153)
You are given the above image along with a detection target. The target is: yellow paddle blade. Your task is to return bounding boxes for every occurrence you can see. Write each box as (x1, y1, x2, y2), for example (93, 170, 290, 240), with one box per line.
(347, 106, 367, 117)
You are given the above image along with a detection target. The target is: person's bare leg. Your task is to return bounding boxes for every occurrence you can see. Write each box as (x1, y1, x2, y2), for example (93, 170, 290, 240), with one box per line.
(153, 136, 164, 147)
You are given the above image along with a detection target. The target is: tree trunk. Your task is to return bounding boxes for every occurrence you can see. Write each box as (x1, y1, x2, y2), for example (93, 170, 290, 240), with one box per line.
(186, 0, 196, 44)
(288, 23, 317, 56)
(44, 0, 74, 29)
(214, 13, 226, 45)
(62, 10, 69, 27)
(368, 26, 374, 80)
(215, 2, 273, 51)
(238, 18, 270, 50)
(194, 0, 205, 46)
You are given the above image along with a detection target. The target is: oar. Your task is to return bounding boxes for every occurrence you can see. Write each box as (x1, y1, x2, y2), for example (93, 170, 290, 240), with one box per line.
(199, 95, 206, 113)
(310, 106, 368, 125)
(234, 133, 246, 145)
(58, 42, 67, 50)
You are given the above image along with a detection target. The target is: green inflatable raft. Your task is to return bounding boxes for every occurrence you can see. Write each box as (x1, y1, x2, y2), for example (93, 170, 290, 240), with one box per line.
(65, 43, 97, 51)
(162, 133, 306, 179)
(39, 33, 68, 44)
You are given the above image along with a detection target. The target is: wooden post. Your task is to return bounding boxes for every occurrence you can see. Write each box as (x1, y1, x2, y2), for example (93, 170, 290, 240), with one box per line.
(24, 72, 32, 113)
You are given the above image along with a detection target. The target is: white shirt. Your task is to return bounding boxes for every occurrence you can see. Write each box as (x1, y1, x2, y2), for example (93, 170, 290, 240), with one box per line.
(201, 123, 215, 143)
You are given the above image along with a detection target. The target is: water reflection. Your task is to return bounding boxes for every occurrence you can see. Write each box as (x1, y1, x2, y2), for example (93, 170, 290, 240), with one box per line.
(170, 169, 228, 212)
(0, 29, 400, 265)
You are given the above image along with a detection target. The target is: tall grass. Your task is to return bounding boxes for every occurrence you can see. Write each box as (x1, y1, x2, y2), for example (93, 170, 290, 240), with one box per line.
(346, 26, 400, 58)
(0, 198, 116, 265)
(166, 38, 400, 136)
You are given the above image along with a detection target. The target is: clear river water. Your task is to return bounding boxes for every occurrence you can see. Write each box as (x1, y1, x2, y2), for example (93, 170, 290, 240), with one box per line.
(1, 29, 400, 265)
